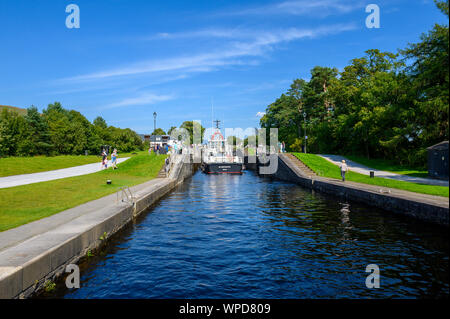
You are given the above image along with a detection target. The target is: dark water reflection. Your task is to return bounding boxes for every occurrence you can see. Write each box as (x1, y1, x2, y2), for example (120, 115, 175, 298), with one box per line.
(58, 171, 448, 298)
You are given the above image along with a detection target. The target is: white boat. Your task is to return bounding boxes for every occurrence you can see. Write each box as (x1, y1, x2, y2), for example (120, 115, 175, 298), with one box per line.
(201, 121, 243, 174)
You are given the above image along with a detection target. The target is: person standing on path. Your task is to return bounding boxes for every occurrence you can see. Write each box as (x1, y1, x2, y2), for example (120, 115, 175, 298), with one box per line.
(340, 160, 348, 181)
(111, 148, 118, 169)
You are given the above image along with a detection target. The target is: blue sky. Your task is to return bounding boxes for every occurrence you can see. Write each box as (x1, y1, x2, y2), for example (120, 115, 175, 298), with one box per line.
(0, 0, 447, 134)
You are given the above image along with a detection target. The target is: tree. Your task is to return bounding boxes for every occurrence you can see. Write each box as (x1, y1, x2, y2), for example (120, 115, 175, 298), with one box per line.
(93, 116, 107, 129)
(259, 0, 448, 168)
(151, 128, 166, 135)
(167, 126, 177, 135)
(17, 106, 52, 156)
(226, 135, 242, 146)
(180, 121, 205, 144)
(0, 102, 144, 157)
(260, 94, 304, 151)
(400, 0, 449, 160)
(0, 108, 27, 156)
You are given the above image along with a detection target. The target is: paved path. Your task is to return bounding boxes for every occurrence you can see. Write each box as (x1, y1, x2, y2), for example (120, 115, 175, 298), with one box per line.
(319, 154, 449, 187)
(0, 158, 130, 189)
(280, 153, 448, 209)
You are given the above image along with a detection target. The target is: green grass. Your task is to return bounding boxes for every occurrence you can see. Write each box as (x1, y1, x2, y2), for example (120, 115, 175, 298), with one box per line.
(0, 151, 146, 177)
(0, 155, 101, 177)
(345, 155, 428, 178)
(0, 153, 166, 232)
(293, 153, 449, 198)
(118, 150, 147, 158)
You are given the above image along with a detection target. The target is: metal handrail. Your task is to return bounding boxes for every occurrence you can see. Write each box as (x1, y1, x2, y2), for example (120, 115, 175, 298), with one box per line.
(116, 186, 135, 204)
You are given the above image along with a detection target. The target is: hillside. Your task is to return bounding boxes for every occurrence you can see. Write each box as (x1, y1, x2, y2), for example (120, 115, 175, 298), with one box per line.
(0, 105, 27, 115)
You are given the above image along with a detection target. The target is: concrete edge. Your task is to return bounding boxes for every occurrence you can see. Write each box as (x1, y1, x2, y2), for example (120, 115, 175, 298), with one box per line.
(249, 154, 449, 227)
(0, 154, 196, 299)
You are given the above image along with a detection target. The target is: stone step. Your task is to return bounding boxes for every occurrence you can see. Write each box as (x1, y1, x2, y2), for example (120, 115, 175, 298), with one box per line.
(157, 167, 167, 178)
(286, 153, 316, 176)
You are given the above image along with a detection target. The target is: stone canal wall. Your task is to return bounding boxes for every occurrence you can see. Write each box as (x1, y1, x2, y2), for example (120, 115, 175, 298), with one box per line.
(246, 154, 449, 227)
(0, 154, 197, 299)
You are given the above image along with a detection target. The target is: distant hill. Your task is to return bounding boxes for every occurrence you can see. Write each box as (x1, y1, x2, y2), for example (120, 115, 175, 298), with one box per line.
(0, 105, 27, 115)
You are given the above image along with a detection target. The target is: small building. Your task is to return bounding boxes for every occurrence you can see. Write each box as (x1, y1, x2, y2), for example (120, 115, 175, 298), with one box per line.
(427, 141, 449, 180)
(138, 134, 151, 142)
(149, 135, 174, 154)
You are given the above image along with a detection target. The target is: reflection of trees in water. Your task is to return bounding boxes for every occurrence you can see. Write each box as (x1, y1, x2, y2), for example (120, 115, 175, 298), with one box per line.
(54, 170, 448, 298)
(256, 180, 448, 265)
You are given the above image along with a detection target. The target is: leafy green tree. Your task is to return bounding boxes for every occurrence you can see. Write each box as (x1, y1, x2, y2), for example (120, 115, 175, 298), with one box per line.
(93, 116, 108, 129)
(180, 121, 205, 144)
(260, 0, 448, 168)
(0, 109, 27, 156)
(17, 106, 52, 156)
(226, 135, 242, 146)
(400, 0, 449, 164)
(151, 128, 166, 135)
(167, 126, 177, 135)
(0, 102, 144, 157)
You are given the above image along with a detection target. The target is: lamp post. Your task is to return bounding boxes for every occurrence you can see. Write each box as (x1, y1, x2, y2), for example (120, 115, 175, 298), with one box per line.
(153, 112, 157, 134)
(303, 112, 307, 153)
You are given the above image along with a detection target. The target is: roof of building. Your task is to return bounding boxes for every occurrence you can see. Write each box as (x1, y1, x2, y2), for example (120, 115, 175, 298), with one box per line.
(427, 141, 449, 150)
(149, 135, 172, 142)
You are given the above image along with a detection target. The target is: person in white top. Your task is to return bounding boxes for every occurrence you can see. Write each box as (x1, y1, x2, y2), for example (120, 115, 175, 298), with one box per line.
(340, 159, 348, 181)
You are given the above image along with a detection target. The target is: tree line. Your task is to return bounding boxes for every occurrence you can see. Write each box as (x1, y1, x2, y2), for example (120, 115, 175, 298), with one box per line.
(0, 102, 144, 157)
(260, 1, 448, 167)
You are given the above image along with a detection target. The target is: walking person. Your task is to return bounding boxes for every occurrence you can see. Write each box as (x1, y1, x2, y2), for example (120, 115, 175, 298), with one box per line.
(111, 148, 118, 169)
(101, 149, 108, 169)
(104, 149, 109, 169)
(340, 160, 348, 181)
(165, 156, 170, 175)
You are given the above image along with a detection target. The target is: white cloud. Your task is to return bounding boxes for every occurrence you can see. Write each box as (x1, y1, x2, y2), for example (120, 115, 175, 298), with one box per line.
(256, 111, 266, 118)
(60, 24, 356, 83)
(152, 28, 241, 40)
(103, 93, 174, 109)
(229, 0, 364, 17)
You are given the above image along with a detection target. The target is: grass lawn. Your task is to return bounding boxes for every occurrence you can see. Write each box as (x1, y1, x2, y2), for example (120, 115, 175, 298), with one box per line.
(0, 151, 146, 177)
(0, 153, 166, 232)
(345, 155, 428, 178)
(293, 153, 449, 198)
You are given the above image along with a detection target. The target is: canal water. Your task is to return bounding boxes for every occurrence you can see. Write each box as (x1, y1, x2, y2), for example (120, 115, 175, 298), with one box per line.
(57, 171, 448, 298)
